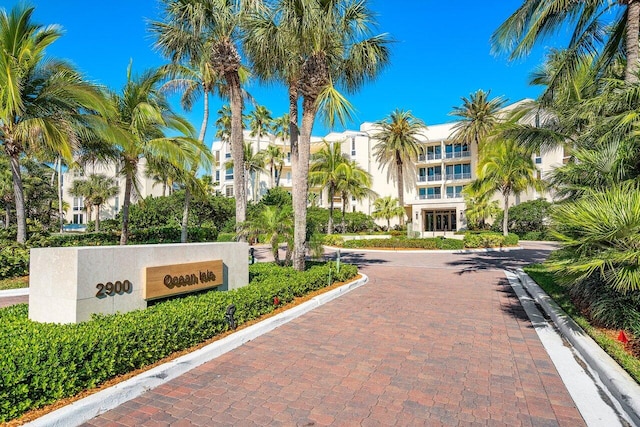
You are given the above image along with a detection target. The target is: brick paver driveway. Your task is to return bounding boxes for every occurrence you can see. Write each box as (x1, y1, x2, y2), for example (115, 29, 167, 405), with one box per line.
(84, 242, 585, 426)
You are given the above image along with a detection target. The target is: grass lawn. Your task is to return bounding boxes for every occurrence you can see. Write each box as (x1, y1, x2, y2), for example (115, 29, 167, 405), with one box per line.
(524, 264, 640, 384)
(0, 276, 28, 290)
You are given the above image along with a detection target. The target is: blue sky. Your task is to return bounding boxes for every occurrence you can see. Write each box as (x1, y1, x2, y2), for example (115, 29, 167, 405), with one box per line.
(6, 1, 570, 143)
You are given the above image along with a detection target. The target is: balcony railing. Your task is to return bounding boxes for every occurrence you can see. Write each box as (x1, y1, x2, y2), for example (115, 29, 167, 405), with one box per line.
(419, 194, 441, 200)
(418, 153, 442, 162)
(445, 173, 471, 180)
(446, 193, 463, 199)
(427, 174, 442, 182)
(418, 175, 427, 182)
(444, 151, 471, 159)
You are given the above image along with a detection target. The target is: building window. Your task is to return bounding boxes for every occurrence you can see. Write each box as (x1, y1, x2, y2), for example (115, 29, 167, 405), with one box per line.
(419, 187, 441, 199)
(286, 172, 291, 180)
(423, 209, 457, 232)
(351, 137, 356, 157)
(446, 185, 464, 199)
(426, 145, 442, 160)
(73, 213, 84, 224)
(215, 170, 220, 181)
(225, 167, 233, 181)
(225, 152, 231, 159)
(535, 153, 542, 164)
(225, 186, 234, 197)
(73, 197, 84, 211)
(427, 166, 442, 182)
(445, 163, 471, 180)
(445, 143, 470, 159)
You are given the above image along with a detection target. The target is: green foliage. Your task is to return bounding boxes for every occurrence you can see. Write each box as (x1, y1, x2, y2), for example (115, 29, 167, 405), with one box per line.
(216, 232, 236, 242)
(0, 247, 29, 279)
(492, 199, 551, 235)
(259, 187, 292, 208)
(525, 264, 640, 385)
(548, 183, 640, 293)
(306, 207, 376, 235)
(463, 232, 519, 248)
(342, 238, 464, 250)
(0, 261, 357, 422)
(322, 234, 344, 247)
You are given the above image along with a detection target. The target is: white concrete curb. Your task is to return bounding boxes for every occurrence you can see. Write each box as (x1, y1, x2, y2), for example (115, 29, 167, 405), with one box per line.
(325, 245, 522, 254)
(26, 274, 369, 427)
(0, 287, 29, 297)
(516, 269, 640, 426)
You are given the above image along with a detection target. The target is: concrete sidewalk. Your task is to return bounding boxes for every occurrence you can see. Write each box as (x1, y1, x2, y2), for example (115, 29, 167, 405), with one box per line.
(82, 245, 586, 426)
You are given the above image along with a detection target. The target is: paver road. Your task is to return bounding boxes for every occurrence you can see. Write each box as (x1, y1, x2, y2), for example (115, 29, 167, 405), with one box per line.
(83, 242, 585, 426)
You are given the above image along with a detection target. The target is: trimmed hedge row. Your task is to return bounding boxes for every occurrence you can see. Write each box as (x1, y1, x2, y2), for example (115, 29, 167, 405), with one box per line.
(0, 247, 29, 279)
(462, 232, 519, 248)
(342, 238, 464, 250)
(0, 261, 357, 422)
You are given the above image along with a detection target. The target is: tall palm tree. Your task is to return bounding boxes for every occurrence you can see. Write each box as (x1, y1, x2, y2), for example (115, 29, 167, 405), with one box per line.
(0, 5, 110, 243)
(373, 110, 425, 225)
(337, 159, 375, 232)
(243, 0, 391, 270)
(309, 142, 350, 234)
(492, 0, 640, 84)
(248, 105, 273, 146)
(471, 139, 544, 236)
(372, 196, 405, 231)
(271, 113, 290, 142)
(215, 104, 233, 144)
(449, 90, 507, 149)
(154, 0, 248, 235)
(108, 66, 206, 245)
(263, 144, 284, 188)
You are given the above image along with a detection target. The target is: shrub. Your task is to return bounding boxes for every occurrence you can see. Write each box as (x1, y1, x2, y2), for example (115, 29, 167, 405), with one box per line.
(0, 261, 357, 422)
(463, 232, 519, 248)
(0, 247, 29, 280)
(217, 232, 236, 242)
(322, 234, 344, 247)
(341, 238, 463, 250)
(492, 199, 551, 235)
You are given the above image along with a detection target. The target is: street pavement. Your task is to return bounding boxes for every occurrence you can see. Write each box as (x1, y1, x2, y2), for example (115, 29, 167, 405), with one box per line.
(80, 241, 588, 426)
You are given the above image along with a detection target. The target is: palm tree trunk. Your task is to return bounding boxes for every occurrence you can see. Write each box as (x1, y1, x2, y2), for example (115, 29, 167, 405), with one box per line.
(3, 202, 9, 229)
(396, 154, 405, 226)
(8, 152, 27, 243)
(120, 174, 133, 245)
(626, 0, 640, 83)
(327, 187, 335, 235)
(503, 192, 509, 237)
(228, 72, 246, 239)
(162, 183, 167, 197)
(270, 161, 275, 189)
(341, 192, 347, 233)
(292, 95, 314, 271)
(199, 89, 209, 142)
(271, 235, 280, 264)
(95, 205, 100, 232)
(57, 158, 64, 233)
(276, 163, 283, 187)
(181, 186, 191, 243)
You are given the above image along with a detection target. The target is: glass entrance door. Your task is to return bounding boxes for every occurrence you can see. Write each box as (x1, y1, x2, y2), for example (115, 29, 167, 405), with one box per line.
(423, 209, 457, 232)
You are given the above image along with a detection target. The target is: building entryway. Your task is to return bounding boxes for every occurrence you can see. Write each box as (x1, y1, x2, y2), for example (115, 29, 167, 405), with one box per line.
(424, 209, 457, 232)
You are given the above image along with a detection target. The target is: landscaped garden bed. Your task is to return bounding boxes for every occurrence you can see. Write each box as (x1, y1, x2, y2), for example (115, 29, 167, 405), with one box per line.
(0, 261, 357, 423)
(524, 264, 640, 385)
(323, 232, 519, 250)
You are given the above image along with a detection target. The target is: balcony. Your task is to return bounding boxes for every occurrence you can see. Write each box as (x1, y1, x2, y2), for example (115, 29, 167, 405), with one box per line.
(418, 175, 427, 182)
(418, 153, 442, 162)
(445, 173, 471, 181)
(444, 151, 471, 159)
(446, 193, 463, 199)
(427, 174, 442, 182)
(418, 194, 442, 200)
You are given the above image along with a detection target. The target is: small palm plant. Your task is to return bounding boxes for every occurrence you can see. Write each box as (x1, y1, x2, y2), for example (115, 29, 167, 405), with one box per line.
(237, 205, 293, 265)
(548, 182, 640, 293)
(372, 196, 405, 231)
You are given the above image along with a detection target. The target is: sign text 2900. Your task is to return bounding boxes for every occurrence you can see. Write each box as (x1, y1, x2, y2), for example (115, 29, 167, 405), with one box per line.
(96, 280, 132, 298)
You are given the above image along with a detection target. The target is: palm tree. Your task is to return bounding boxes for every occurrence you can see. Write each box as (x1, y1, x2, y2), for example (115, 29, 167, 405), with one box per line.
(372, 196, 405, 231)
(337, 160, 375, 232)
(471, 139, 544, 236)
(237, 204, 293, 265)
(248, 105, 273, 145)
(108, 66, 206, 245)
(263, 144, 284, 188)
(272, 113, 290, 142)
(215, 104, 233, 144)
(492, 0, 640, 84)
(309, 142, 350, 234)
(154, 0, 248, 236)
(449, 90, 507, 149)
(373, 110, 425, 225)
(243, 0, 391, 270)
(462, 185, 501, 230)
(0, 5, 110, 243)
(548, 182, 640, 293)
(72, 174, 119, 232)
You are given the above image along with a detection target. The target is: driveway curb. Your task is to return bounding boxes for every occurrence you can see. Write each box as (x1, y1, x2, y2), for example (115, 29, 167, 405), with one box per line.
(0, 287, 29, 297)
(516, 269, 640, 426)
(325, 245, 522, 254)
(26, 274, 369, 427)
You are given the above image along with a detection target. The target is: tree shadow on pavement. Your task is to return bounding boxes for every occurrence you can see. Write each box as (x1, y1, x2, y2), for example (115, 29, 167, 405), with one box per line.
(446, 248, 553, 275)
(338, 252, 390, 267)
(496, 277, 534, 325)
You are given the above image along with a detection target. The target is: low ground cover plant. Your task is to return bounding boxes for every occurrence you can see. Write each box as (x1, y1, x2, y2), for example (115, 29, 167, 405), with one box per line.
(463, 232, 519, 248)
(341, 237, 464, 250)
(0, 261, 357, 422)
(524, 264, 640, 384)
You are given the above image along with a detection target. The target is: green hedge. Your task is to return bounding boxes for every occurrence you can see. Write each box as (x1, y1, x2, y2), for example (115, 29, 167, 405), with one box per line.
(463, 232, 519, 248)
(342, 238, 464, 250)
(0, 261, 356, 422)
(0, 247, 30, 280)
